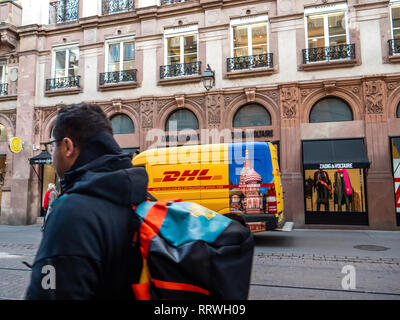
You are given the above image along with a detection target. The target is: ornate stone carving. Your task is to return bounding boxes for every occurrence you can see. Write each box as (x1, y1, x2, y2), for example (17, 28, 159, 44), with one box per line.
(262, 90, 280, 105)
(323, 80, 336, 94)
(244, 88, 256, 103)
(174, 94, 185, 108)
(112, 100, 122, 113)
(157, 99, 173, 113)
(280, 87, 298, 119)
(0, 109, 16, 134)
(300, 89, 312, 102)
(364, 81, 384, 114)
(206, 94, 221, 124)
(224, 94, 242, 110)
(8, 54, 18, 65)
(387, 82, 399, 93)
(189, 96, 205, 110)
(141, 100, 154, 128)
(0, 30, 18, 50)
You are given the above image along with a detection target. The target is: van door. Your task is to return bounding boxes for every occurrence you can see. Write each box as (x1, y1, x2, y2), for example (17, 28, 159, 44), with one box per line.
(146, 146, 201, 203)
(200, 144, 230, 214)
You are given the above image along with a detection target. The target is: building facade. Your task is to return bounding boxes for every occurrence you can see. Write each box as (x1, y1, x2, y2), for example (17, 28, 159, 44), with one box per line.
(0, 0, 399, 229)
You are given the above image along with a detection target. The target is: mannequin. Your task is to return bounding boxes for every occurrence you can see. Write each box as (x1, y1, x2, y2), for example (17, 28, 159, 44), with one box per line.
(313, 169, 331, 212)
(334, 169, 352, 212)
(304, 177, 314, 211)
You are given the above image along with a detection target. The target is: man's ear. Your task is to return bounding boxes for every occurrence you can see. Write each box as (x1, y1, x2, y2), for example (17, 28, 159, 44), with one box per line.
(63, 137, 79, 158)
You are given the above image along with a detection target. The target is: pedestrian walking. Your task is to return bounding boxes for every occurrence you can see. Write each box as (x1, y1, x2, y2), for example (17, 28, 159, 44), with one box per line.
(42, 184, 51, 217)
(25, 104, 148, 299)
(41, 183, 59, 230)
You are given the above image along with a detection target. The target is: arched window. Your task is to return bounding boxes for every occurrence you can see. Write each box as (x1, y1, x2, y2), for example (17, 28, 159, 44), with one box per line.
(309, 97, 353, 123)
(0, 124, 7, 141)
(111, 114, 135, 134)
(233, 104, 272, 127)
(397, 101, 400, 118)
(165, 109, 199, 131)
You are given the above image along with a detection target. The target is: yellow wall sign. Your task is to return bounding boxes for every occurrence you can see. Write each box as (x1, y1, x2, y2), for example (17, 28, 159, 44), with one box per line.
(9, 137, 23, 153)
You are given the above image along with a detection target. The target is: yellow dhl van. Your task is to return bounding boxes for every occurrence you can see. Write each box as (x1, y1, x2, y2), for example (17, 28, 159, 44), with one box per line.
(132, 142, 284, 232)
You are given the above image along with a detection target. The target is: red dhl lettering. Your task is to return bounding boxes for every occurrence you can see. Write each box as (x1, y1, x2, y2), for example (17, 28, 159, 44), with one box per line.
(158, 169, 215, 183)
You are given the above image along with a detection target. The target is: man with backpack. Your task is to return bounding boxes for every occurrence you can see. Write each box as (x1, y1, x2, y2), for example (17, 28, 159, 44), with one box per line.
(25, 104, 148, 299)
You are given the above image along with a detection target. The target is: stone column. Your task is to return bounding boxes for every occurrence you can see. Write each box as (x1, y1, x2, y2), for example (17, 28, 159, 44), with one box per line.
(363, 77, 397, 229)
(279, 84, 304, 227)
(140, 98, 156, 151)
(6, 28, 38, 224)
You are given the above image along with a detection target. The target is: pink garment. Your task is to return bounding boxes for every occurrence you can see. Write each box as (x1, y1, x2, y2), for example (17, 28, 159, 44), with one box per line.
(338, 169, 352, 195)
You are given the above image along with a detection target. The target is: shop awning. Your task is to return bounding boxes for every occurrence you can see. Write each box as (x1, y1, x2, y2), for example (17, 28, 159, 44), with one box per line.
(29, 151, 52, 165)
(393, 137, 400, 155)
(302, 139, 370, 170)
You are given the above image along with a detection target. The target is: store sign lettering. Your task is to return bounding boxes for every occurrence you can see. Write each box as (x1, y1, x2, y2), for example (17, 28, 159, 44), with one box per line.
(319, 163, 353, 169)
(231, 130, 273, 139)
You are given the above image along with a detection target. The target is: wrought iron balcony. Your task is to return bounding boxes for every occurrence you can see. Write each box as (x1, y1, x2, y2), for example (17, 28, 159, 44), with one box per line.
(46, 76, 80, 91)
(160, 61, 201, 79)
(227, 53, 273, 72)
(0, 83, 7, 96)
(302, 44, 355, 64)
(102, 0, 134, 15)
(99, 69, 137, 85)
(160, 0, 187, 5)
(388, 39, 400, 56)
(49, 0, 79, 24)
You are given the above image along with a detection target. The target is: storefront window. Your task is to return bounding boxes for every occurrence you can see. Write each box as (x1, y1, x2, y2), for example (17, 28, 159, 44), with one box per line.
(0, 124, 7, 141)
(233, 104, 272, 127)
(305, 168, 366, 212)
(302, 139, 369, 225)
(309, 97, 353, 123)
(111, 114, 134, 134)
(165, 109, 199, 131)
(390, 137, 400, 226)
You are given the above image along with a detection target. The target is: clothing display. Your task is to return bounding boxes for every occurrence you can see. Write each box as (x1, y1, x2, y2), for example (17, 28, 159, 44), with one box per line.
(334, 169, 352, 212)
(313, 169, 331, 212)
(304, 178, 314, 211)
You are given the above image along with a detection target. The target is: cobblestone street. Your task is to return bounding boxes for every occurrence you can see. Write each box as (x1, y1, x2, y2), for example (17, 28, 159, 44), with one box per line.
(0, 226, 41, 300)
(0, 225, 400, 300)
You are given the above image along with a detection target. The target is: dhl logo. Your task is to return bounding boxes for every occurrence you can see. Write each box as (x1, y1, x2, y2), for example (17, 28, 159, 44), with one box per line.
(153, 169, 223, 183)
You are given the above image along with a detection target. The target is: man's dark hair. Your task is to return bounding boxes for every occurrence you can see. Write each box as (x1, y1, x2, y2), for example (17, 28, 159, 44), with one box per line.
(53, 104, 113, 149)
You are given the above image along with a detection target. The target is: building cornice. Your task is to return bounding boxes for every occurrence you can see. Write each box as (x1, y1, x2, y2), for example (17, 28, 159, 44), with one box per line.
(353, 0, 390, 11)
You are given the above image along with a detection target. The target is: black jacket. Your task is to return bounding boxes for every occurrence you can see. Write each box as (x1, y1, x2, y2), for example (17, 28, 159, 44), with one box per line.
(25, 132, 148, 299)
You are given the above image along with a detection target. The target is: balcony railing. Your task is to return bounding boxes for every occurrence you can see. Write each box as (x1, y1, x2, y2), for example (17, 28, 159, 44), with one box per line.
(102, 0, 134, 15)
(46, 76, 80, 91)
(160, 0, 187, 5)
(227, 53, 273, 72)
(49, 0, 79, 24)
(302, 44, 355, 64)
(160, 61, 201, 79)
(0, 83, 7, 96)
(388, 39, 400, 56)
(99, 69, 137, 85)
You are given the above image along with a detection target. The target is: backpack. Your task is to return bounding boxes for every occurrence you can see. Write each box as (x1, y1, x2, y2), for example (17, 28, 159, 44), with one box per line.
(131, 198, 254, 300)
